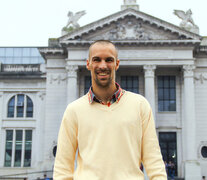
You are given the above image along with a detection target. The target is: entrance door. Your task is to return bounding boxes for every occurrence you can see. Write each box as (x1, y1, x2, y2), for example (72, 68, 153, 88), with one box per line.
(159, 132, 177, 176)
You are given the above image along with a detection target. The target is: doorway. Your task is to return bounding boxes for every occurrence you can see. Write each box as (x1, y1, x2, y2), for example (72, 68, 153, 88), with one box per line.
(159, 132, 177, 176)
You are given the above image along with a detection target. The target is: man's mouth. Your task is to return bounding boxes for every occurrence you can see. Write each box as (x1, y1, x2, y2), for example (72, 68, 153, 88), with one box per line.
(95, 71, 110, 80)
(98, 72, 108, 76)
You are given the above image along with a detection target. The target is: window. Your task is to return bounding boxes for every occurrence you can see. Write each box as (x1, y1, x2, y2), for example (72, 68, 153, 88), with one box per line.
(0, 47, 44, 64)
(158, 76, 176, 111)
(201, 146, 207, 158)
(7, 94, 33, 118)
(4, 129, 32, 167)
(84, 76, 91, 94)
(159, 132, 177, 176)
(121, 76, 139, 93)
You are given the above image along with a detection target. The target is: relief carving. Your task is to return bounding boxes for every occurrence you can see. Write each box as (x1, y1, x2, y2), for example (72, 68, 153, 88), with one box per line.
(38, 92, 46, 101)
(49, 74, 67, 84)
(66, 65, 78, 78)
(143, 65, 156, 77)
(194, 73, 207, 84)
(108, 21, 151, 40)
(183, 65, 195, 78)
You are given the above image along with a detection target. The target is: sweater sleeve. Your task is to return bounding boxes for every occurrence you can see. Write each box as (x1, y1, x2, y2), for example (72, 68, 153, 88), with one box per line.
(140, 98, 167, 180)
(53, 105, 78, 180)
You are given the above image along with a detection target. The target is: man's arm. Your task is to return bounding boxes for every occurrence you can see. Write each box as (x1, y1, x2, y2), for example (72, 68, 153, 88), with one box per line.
(53, 105, 78, 180)
(140, 98, 167, 180)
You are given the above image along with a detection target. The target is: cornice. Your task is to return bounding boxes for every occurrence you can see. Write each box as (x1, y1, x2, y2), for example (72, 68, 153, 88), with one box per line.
(60, 39, 201, 47)
(38, 47, 66, 60)
(59, 8, 201, 42)
(38, 47, 64, 54)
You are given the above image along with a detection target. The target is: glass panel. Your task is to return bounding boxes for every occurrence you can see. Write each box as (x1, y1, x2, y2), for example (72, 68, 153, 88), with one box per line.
(14, 130, 22, 167)
(158, 77, 163, 88)
(164, 100, 170, 111)
(121, 76, 126, 88)
(8, 96, 15, 117)
(158, 88, 164, 100)
(4, 130, 13, 167)
(5, 57, 13, 64)
(158, 101, 164, 111)
(121, 76, 139, 93)
(26, 96, 33, 117)
(84, 76, 91, 94)
(169, 100, 176, 111)
(24, 130, 32, 167)
(163, 76, 169, 88)
(13, 48, 22, 56)
(30, 48, 39, 56)
(0, 48, 5, 56)
(30, 57, 39, 64)
(170, 77, 175, 88)
(132, 88, 138, 94)
(164, 89, 170, 99)
(127, 78, 132, 88)
(170, 89, 176, 100)
(13, 57, 22, 64)
(22, 48, 30, 57)
(17, 95, 24, 117)
(5, 48, 13, 56)
(132, 77, 138, 87)
(22, 57, 29, 64)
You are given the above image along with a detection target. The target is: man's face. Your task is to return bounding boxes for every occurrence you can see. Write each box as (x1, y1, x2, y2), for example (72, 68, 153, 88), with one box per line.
(86, 43, 120, 88)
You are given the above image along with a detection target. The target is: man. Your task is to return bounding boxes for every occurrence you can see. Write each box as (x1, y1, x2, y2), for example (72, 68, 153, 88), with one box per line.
(54, 40, 167, 179)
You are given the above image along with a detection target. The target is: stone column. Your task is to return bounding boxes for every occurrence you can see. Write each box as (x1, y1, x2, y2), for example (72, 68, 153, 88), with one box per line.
(66, 64, 78, 104)
(183, 65, 201, 180)
(143, 65, 156, 124)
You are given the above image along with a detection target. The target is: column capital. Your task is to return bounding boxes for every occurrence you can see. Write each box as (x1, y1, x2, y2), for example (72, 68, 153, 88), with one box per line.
(66, 65, 78, 78)
(183, 64, 195, 78)
(143, 65, 156, 77)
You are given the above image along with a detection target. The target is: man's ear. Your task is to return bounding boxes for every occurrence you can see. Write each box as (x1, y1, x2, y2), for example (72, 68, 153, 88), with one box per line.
(115, 59, 120, 71)
(86, 59, 90, 70)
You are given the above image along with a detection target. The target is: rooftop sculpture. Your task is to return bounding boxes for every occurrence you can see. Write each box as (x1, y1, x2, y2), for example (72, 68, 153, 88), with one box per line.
(174, 9, 199, 34)
(62, 10, 86, 35)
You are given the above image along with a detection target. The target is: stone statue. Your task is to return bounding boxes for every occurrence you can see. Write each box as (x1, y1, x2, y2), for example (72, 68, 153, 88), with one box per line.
(124, 0, 137, 4)
(173, 9, 199, 34)
(65, 10, 86, 29)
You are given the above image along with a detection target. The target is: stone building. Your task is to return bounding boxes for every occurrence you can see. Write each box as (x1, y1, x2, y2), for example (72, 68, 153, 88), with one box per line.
(0, 1, 207, 179)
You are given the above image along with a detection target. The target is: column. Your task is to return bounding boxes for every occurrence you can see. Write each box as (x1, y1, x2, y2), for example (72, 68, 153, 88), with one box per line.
(66, 64, 78, 104)
(183, 65, 201, 180)
(143, 65, 156, 123)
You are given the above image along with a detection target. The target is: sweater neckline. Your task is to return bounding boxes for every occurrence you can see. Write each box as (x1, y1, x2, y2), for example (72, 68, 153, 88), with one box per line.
(89, 91, 128, 111)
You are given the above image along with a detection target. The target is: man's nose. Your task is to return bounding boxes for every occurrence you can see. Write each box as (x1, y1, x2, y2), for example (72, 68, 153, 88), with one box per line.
(99, 60, 107, 69)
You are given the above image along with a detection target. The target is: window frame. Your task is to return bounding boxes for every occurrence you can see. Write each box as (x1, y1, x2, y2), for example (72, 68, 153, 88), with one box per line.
(121, 76, 139, 94)
(7, 94, 34, 119)
(4, 129, 33, 168)
(157, 76, 176, 112)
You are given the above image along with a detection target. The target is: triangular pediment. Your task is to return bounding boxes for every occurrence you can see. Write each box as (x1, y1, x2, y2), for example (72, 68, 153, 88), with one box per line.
(59, 8, 201, 45)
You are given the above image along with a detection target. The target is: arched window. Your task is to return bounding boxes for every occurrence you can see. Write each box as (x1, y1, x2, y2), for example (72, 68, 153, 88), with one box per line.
(7, 94, 33, 118)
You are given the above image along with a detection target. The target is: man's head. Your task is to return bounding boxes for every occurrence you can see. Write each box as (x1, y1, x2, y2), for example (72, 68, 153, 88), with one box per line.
(87, 40, 120, 88)
(88, 40, 118, 60)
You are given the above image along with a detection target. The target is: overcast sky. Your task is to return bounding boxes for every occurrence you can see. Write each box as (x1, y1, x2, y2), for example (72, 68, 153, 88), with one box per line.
(0, 0, 206, 47)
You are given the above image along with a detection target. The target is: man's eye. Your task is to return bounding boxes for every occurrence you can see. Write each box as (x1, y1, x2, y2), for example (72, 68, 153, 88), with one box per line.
(106, 58, 114, 62)
(93, 58, 100, 62)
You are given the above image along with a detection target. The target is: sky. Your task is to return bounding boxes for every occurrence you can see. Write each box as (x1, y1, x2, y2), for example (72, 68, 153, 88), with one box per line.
(0, 0, 206, 47)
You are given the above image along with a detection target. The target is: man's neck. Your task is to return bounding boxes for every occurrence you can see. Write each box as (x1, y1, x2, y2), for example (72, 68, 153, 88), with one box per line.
(92, 83, 117, 104)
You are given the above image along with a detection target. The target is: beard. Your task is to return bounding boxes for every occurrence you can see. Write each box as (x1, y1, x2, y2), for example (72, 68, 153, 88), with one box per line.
(94, 68, 113, 88)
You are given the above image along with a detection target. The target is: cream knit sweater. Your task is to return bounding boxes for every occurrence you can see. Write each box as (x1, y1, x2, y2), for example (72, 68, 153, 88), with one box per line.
(54, 91, 167, 180)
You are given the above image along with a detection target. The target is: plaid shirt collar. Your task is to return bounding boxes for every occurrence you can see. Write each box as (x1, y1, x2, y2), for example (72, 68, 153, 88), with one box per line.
(88, 82, 125, 106)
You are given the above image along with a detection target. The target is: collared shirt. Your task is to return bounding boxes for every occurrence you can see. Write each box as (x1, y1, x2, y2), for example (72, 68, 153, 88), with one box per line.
(88, 82, 125, 107)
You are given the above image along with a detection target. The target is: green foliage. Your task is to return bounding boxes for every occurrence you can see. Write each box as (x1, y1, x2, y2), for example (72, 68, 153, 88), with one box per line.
(62, 26, 74, 33)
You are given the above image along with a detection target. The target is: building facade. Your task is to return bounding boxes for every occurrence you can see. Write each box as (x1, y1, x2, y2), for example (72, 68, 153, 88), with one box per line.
(0, 3, 207, 180)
